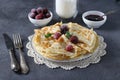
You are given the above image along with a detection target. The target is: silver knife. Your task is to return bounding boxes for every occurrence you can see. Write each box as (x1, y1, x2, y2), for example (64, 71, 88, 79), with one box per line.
(3, 33, 20, 72)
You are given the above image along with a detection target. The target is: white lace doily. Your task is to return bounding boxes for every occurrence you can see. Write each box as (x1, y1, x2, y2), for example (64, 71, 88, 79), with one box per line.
(26, 35, 107, 70)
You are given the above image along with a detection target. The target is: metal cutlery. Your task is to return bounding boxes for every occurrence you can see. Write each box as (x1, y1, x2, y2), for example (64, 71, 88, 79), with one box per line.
(13, 34, 29, 74)
(3, 33, 20, 72)
(94, 9, 120, 21)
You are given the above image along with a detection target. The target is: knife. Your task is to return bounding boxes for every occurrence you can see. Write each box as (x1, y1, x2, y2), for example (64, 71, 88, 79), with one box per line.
(3, 33, 20, 72)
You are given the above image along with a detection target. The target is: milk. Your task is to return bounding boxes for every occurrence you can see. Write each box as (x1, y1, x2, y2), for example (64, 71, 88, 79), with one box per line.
(56, 0, 77, 19)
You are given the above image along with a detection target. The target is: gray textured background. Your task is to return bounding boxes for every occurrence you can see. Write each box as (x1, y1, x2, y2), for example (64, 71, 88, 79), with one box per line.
(0, 0, 120, 80)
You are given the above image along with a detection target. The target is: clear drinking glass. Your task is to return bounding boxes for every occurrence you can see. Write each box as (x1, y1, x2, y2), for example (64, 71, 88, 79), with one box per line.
(55, 0, 78, 19)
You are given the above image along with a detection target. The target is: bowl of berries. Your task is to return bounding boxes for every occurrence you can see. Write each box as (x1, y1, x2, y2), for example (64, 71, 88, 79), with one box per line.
(28, 7, 53, 26)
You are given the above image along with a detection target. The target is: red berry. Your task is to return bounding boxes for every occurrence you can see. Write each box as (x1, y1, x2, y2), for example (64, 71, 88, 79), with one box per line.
(35, 13, 44, 19)
(43, 8, 48, 14)
(29, 12, 36, 19)
(37, 7, 43, 13)
(60, 25, 69, 34)
(53, 32, 61, 39)
(69, 36, 79, 44)
(31, 8, 37, 13)
(65, 45, 74, 52)
(45, 12, 51, 18)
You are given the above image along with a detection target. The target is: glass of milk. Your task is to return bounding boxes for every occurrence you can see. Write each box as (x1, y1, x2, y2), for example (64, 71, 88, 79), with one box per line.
(55, 0, 78, 19)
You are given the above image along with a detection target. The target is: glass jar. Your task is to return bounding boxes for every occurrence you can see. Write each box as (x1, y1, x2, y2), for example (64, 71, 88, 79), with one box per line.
(55, 0, 78, 19)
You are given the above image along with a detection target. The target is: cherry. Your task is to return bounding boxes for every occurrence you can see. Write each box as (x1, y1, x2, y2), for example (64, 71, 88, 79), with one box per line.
(60, 25, 69, 34)
(69, 36, 79, 44)
(30, 7, 50, 20)
(65, 44, 74, 52)
(29, 12, 36, 19)
(35, 13, 44, 19)
(45, 12, 51, 18)
(43, 8, 48, 14)
(53, 32, 61, 39)
(37, 7, 43, 13)
(31, 8, 37, 14)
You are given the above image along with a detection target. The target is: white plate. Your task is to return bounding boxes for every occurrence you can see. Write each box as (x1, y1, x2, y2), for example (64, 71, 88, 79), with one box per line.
(26, 35, 106, 69)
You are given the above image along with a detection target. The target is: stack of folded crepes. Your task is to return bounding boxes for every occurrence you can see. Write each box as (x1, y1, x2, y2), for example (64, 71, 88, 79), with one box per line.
(32, 22, 99, 60)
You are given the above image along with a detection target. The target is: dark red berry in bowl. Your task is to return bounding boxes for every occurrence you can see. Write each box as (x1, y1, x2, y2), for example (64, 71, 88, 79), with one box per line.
(60, 25, 69, 34)
(35, 13, 44, 19)
(69, 36, 79, 44)
(37, 7, 43, 13)
(31, 8, 37, 13)
(53, 32, 61, 39)
(45, 12, 51, 18)
(65, 44, 74, 52)
(28, 7, 53, 26)
(43, 8, 48, 14)
(29, 12, 36, 19)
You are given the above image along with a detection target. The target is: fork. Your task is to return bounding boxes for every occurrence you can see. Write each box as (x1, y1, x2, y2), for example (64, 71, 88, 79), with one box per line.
(13, 34, 29, 74)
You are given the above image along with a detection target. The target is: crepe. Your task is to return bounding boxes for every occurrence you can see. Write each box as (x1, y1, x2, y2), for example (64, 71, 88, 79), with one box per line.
(32, 22, 99, 60)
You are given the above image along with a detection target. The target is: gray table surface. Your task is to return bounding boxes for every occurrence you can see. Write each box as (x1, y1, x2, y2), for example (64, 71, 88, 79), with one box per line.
(0, 0, 120, 80)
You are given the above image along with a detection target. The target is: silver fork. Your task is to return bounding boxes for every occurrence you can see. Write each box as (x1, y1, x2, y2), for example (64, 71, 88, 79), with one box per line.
(13, 34, 29, 74)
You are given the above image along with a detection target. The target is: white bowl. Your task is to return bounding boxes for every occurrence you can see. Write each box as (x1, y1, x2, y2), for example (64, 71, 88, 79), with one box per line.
(82, 10, 107, 28)
(28, 11, 53, 26)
